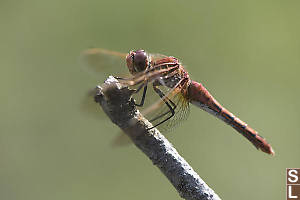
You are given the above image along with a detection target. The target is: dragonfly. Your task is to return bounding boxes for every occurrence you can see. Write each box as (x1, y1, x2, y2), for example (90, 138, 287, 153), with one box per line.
(81, 48, 274, 155)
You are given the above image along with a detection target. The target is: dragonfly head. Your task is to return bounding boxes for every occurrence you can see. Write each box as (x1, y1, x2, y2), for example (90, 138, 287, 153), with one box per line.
(126, 50, 149, 75)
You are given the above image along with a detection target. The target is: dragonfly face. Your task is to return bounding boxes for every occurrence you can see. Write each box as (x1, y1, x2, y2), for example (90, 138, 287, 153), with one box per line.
(126, 50, 149, 75)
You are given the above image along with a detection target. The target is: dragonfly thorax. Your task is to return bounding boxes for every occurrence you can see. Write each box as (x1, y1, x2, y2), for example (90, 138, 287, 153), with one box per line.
(155, 74, 182, 89)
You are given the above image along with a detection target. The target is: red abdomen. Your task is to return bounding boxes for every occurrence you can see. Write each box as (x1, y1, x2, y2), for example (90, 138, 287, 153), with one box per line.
(188, 81, 274, 155)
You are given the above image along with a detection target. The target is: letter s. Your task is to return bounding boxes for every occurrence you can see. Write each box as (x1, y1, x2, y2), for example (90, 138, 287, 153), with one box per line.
(288, 170, 299, 183)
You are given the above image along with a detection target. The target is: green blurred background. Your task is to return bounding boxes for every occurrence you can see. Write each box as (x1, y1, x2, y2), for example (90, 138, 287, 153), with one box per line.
(1, 0, 299, 199)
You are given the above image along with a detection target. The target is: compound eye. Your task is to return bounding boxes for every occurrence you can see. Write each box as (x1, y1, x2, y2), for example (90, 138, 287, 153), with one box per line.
(126, 51, 135, 74)
(133, 50, 147, 72)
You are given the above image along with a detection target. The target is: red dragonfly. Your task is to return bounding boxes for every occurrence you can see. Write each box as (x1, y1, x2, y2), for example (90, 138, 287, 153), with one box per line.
(81, 48, 274, 155)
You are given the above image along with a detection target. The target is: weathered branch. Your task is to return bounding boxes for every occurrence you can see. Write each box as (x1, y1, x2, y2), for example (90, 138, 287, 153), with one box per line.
(94, 76, 221, 200)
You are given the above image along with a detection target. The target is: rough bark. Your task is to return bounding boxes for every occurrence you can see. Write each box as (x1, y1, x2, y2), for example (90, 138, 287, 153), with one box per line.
(94, 76, 221, 200)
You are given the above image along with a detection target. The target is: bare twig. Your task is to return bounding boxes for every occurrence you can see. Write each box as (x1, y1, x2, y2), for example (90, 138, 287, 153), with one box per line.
(94, 76, 221, 200)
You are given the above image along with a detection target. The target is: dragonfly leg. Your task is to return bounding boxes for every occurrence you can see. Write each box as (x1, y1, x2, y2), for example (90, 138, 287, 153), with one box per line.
(148, 85, 177, 129)
(114, 76, 126, 80)
(114, 76, 148, 106)
(134, 83, 148, 107)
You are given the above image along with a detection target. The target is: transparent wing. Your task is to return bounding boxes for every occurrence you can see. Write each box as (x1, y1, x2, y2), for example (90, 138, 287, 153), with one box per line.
(79, 87, 107, 119)
(141, 80, 190, 133)
(80, 48, 129, 79)
(80, 48, 129, 118)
